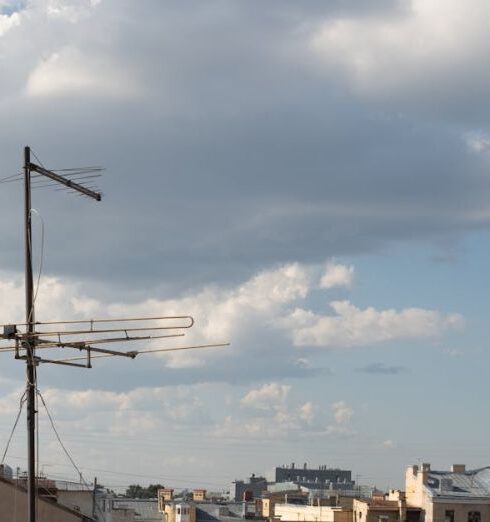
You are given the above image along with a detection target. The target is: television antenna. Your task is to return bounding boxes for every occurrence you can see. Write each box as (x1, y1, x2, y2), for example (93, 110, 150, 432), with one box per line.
(0, 146, 229, 522)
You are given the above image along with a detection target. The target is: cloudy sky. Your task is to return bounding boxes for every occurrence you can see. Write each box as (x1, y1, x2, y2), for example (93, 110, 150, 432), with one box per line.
(0, 0, 490, 493)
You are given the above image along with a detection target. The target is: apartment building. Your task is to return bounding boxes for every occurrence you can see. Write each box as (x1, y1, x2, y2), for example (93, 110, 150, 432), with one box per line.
(406, 463, 490, 522)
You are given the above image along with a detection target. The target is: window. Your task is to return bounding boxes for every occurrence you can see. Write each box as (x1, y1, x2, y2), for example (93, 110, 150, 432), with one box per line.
(445, 510, 454, 522)
(468, 512, 481, 522)
(177, 508, 181, 515)
(359, 512, 363, 519)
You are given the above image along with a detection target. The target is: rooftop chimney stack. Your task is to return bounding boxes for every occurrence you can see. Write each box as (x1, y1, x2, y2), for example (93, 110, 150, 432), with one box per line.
(451, 464, 466, 473)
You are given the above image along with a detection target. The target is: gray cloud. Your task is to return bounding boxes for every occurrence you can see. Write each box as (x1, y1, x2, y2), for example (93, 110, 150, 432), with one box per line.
(0, 0, 489, 299)
(356, 363, 408, 375)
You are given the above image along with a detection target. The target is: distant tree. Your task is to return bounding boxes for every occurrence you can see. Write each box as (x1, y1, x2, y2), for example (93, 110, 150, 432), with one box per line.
(146, 484, 165, 498)
(125, 483, 165, 498)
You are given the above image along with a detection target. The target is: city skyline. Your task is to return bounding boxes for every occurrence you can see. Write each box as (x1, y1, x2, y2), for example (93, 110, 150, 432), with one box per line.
(0, 0, 489, 491)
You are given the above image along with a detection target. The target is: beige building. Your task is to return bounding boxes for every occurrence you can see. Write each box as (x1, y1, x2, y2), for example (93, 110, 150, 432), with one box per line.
(261, 490, 308, 518)
(158, 491, 195, 522)
(274, 503, 352, 522)
(161, 489, 175, 502)
(406, 463, 490, 522)
(161, 502, 196, 522)
(0, 477, 94, 522)
(193, 489, 207, 502)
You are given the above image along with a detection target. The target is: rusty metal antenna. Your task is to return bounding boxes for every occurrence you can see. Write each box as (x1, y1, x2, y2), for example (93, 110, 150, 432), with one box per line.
(0, 146, 228, 522)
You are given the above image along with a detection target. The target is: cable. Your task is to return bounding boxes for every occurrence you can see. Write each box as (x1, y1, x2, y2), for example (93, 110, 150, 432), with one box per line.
(37, 389, 107, 522)
(30, 149, 45, 169)
(0, 172, 23, 184)
(0, 389, 27, 466)
(29, 208, 45, 309)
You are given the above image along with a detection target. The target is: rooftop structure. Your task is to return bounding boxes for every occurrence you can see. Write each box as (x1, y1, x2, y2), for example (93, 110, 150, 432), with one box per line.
(406, 463, 490, 522)
(275, 464, 355, 491)
(233, 475, 268, 501)
(113, 498, 161, 521)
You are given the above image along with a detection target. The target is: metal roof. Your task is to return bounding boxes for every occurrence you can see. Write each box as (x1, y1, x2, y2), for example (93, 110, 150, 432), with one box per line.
(113, 498, 161, 521)
(426, 467, 490, 499)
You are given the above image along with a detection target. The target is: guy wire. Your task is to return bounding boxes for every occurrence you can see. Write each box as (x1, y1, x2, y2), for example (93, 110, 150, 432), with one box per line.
(37, 388, 107, 522)
(1, 389, 27, 465)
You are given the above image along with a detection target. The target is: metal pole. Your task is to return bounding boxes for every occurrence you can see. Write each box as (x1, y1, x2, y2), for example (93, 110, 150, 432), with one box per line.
(24, 145, 37, 522)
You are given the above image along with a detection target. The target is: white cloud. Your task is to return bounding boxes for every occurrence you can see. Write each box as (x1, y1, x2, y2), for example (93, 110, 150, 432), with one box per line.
(320, 262, 354, 289)
(45, 0, 100, 23)
(382, 439, 396, 449)
(0, 11, 20, 36)
(298, 401, 314, 424)
(465, 133, 490, 154)
(310, 0, 490, 99)
(331, 400, 352, 425)
(215, 389, 319, 440)
(285, 300, 463, 348)
(38, 384, 211, 436)
(26, 47, 140, 98)
(240, 382, 290, 411)
(0, 261, 463, 377)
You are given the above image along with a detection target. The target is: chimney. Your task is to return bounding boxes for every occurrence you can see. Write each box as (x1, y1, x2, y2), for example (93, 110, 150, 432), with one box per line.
(451, 464, 466, 473)
(420, 463, 430, 485)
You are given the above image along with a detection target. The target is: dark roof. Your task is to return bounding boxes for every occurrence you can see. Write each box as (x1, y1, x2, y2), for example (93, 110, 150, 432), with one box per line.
(425, 467, 490, 499)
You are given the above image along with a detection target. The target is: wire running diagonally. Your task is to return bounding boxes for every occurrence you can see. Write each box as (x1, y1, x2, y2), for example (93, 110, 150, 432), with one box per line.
(36, 389, 107, 522)
(1, 389, 27, 466)
(29, 209, 45, 310)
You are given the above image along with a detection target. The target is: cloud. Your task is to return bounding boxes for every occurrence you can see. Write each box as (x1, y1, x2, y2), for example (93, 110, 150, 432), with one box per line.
(0, 0, 490, 291)
(382, 439, 396, 449)
(240, 383, 291, 411)
(320, 262, 354, 289)
(26, 47, 140, 98)
(0, 10, 19, 35)
(285, 300, 463, 348)
(0, 260, 462, 389)
(309, 0, 490, 121)
(45, 0, 101, 23)
(331, 400, 352, 425)
(357, 362, 408, 375)
(214, 384, 320, 440)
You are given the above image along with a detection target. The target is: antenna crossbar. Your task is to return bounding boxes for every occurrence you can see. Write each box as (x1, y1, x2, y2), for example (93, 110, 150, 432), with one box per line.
(29, 162, 101, 201)
(51, 342, 230, 363)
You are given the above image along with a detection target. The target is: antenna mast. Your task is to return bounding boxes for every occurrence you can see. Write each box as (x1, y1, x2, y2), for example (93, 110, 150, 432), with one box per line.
(0, 146, 228, 522)
(23, 145, 104, 522)
(24, 146, 36, 522)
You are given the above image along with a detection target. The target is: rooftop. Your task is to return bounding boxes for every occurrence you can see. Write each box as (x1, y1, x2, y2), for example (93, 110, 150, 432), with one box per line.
(424, 467, 490, 499)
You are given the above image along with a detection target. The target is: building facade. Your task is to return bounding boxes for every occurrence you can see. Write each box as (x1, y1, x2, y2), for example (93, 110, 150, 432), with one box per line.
(234, 475, 268, 501)
(405, 463, 490, 522)
(275, 464, 355, 491)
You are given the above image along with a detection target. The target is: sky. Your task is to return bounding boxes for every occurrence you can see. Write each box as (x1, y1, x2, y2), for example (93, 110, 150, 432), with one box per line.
(0, 0, 490, 494)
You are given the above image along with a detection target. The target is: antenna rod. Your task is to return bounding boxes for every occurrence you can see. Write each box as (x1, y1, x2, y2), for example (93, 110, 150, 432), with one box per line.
(29, 162, 101, 201)
(24, 145, 37, 522)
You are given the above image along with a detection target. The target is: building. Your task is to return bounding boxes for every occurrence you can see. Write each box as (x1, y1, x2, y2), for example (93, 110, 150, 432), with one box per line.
(0, 476, 95, 522)
(275, 464, 355, 491)
(193, 490, 207, 502)
(234, 475, 268, 501)
(113, 498, 161, 521)
(406, 463, 490, 522)
(161, 490, 175, 502)
(260, 489, 308, 519)
(353, 490, 423, 522)
(161, 501, 196, 522)
(273, 503, 351, 522)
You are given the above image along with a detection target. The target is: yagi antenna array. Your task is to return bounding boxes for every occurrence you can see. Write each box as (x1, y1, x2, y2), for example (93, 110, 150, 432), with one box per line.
(0, 146, 229, 522)
(0, 315, 228, 369)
